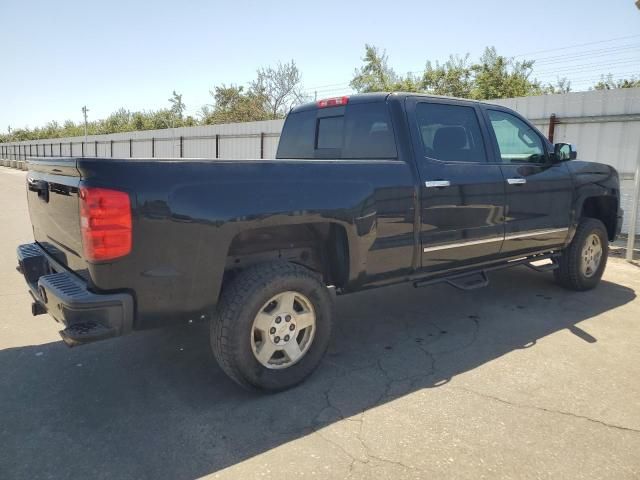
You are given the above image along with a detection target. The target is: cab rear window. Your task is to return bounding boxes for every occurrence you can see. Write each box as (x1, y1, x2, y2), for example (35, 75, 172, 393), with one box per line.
(317, 116, 344, 149)
(277, 102, 397, 159)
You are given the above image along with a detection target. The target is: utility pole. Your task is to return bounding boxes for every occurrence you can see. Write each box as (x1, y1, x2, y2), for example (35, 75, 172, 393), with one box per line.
(626, 3, 639, 259)
(628, 0, 640, 261)
(81, 105, 89, 142)
(627, 148, 640, 261)
(6, 126, 12, 160)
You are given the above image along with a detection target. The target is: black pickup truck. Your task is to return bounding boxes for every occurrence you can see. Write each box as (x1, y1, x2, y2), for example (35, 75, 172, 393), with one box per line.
(17, 92, 623, 391)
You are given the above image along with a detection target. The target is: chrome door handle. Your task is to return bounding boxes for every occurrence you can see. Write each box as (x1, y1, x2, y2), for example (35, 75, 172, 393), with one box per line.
(507, 178, 526, 185)
(425, 180, 451, 188)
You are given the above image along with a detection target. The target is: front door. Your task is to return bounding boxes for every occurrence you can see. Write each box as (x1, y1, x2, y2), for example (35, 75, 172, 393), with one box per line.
(406, 98, 506, 271)
(482, 108, 572, 255)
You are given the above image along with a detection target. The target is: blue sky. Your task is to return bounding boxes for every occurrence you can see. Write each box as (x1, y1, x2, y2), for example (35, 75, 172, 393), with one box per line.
(1, 0, 639, 133)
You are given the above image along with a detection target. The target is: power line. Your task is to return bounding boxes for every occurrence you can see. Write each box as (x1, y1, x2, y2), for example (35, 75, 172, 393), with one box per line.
(302, 84, 352, 96)
(406, 39, 640, 77)
(535, 67, 640, 80)
(534, 58, 640, 76)
(533, 45, 640, 65)
(301, 35, 640, 98)
(536, 70, 640, 83)
(510, 33, 640, 58)
(304, 81, 352, 91)
(536, 71, 640, 83)
(308, 56, 640, 96)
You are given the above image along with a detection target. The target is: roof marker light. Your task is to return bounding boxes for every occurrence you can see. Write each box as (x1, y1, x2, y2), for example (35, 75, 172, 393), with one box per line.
(317, 96, 349, 108)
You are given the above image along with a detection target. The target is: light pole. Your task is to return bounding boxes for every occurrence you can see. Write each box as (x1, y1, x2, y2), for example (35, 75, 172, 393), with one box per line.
(81, 105, 89, 143)
(7, 126, 12, 161)
(627, 0, 640, 261)
(626, 143, 640, 262)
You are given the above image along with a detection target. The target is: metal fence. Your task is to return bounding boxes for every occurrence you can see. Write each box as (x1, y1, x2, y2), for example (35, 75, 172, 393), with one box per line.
(1, 88, 639, 241)
(0, 119, 285, 161)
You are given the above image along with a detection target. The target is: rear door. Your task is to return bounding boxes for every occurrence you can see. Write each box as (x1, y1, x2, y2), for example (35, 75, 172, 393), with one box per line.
(482, 107, 572, 255)
(26, 158, 87, 273)
(406, 97, 506, 271)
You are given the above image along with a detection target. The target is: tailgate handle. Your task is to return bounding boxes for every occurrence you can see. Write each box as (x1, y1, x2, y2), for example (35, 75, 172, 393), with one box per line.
(28, 178, 49, 202)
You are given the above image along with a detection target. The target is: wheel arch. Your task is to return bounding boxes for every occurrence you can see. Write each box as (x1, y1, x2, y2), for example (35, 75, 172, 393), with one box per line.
(578, 194, 618, 241)
(223, 221, 352, 290)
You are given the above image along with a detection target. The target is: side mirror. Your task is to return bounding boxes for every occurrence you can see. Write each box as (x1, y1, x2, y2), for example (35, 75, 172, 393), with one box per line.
(553, 143, 577, 162)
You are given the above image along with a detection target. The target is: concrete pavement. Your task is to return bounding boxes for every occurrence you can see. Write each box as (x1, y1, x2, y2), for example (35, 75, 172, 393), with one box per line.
(0, 166, 639, 479)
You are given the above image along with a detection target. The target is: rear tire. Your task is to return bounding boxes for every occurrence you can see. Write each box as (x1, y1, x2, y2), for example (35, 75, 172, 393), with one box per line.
(554, 218, 608, 291)
(211, 262, 333, 392)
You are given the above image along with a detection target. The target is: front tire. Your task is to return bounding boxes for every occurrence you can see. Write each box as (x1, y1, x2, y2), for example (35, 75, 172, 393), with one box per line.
(211, 262, 333, 392)
(554, 218, 608, 291)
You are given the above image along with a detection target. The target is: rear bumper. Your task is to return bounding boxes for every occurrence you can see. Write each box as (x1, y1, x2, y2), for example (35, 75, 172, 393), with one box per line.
(16, 243, 134, 346)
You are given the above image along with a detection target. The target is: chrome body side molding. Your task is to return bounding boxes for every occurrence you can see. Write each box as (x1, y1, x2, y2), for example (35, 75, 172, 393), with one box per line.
(423, 228, 569, 253)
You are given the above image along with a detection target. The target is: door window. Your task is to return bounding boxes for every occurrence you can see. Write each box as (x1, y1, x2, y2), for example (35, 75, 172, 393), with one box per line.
(487, 110, 546, 164)
(415, 103, 487, 163)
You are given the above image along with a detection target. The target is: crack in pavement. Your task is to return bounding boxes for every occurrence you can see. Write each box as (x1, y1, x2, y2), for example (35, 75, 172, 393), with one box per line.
(309, 306, 638, 478)
(314, 412, 420, 478)
(307, 314, 484, 476)
(454, 386, 640, 434)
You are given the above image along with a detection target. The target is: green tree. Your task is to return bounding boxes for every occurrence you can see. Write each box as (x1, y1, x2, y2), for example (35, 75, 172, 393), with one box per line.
(168, 90, 186, 120)
(350, 44, 422, 93)
(148, 109, 180, 130)
(201, 85, 271, 125)
(250, 60, 306, 118)
(423, 54, 474, 98)
(350, 44, 396, 92)
(592, 74, 640, 90)
(351, 44, 543, 99)
(543, 77, 572, 94)
(102, 108, 132, 133)
(471, 47, 542, 100)
(131, 112, 148, 131)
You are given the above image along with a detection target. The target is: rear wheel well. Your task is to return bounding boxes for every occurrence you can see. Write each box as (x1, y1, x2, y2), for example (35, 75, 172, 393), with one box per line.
(224, 223, 350, 287)
(581, 196, 617, 241)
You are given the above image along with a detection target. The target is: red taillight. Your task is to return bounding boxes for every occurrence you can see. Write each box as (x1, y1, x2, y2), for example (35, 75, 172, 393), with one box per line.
(79, 187, 131, 261)
(317, 96, 349, 108)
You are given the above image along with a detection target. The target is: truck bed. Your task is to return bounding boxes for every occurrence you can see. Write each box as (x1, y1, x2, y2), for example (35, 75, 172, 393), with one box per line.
(25, 155, 417, 328)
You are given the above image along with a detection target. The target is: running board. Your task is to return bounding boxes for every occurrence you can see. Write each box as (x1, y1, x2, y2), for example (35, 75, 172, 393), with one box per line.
(413, 252, 560, 290)
(446, 271, 489, 291)
(525, 260, 558, 272)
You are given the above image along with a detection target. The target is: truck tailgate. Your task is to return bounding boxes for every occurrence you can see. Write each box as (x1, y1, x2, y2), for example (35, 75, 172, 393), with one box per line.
(26, 158, 87, 274)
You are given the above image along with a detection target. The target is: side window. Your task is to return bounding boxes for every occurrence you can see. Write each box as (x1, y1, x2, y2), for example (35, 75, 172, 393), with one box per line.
(276, 110, 316, 159)
(342, 103, 397, 159)
(487, 110, 546, 164)
(415, 103, 487, 163)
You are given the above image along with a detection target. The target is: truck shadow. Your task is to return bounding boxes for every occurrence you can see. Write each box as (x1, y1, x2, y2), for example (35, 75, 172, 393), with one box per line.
(0, 267, 635, 480)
